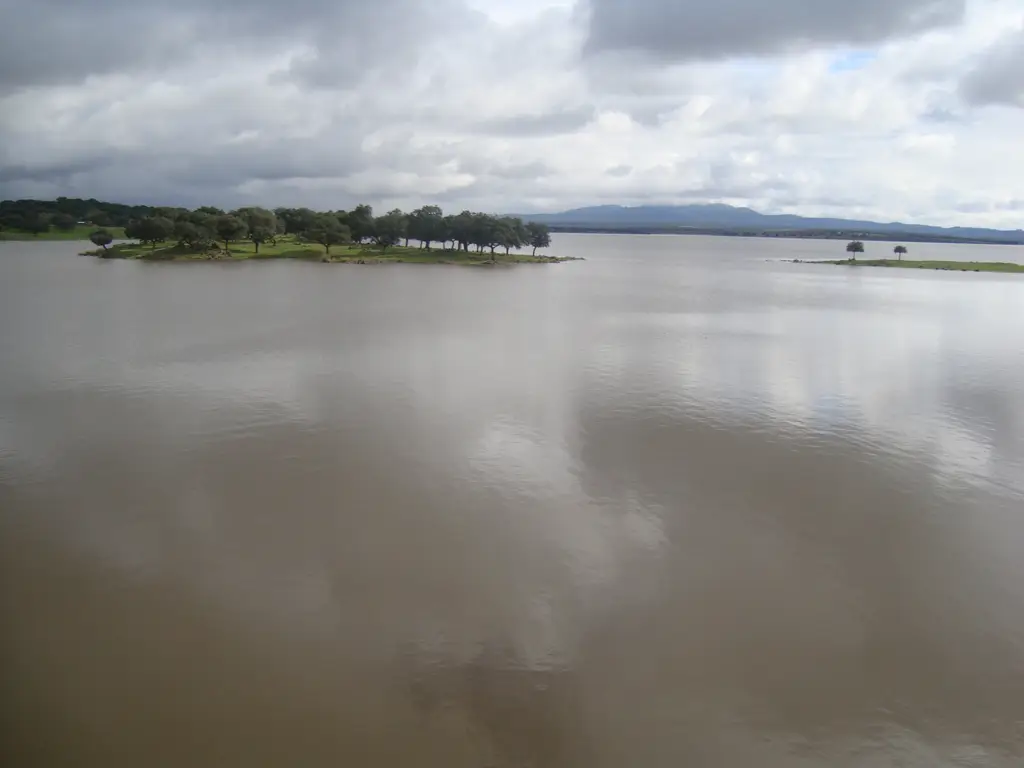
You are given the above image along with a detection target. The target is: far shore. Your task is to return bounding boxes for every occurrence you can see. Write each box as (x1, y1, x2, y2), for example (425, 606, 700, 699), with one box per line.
(796, 258, 1024, 274)
(1, 225, 127, 242)
(80, 239, 579, 265)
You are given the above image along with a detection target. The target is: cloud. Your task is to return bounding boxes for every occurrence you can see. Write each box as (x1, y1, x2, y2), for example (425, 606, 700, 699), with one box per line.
(960, 27, 1024, 107)
(0, 0, 1023, 228)
(584, 0, 965, 60)
(0, 0, 452, 91)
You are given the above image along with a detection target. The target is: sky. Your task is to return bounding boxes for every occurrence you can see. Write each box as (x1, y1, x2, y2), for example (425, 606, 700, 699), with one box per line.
(0, 0, 1022, 226)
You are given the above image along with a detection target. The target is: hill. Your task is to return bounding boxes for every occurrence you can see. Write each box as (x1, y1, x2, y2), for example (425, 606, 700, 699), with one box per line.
(518, 204, 1024, 245)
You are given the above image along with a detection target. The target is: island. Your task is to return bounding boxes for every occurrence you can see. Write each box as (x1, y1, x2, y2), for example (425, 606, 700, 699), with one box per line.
(1, 198, 578, 264)
(82, 238, 575, 265)
(794, 242, 1024, 274)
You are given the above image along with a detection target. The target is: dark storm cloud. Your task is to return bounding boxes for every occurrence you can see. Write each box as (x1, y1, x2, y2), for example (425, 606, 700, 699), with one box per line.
(584, 0, 965, 60)
(960, 29, 1024, 108)
(0, 0, 449, 90)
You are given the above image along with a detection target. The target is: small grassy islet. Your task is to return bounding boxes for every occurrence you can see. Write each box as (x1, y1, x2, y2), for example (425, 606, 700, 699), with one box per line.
(796, 258, 1024, 274)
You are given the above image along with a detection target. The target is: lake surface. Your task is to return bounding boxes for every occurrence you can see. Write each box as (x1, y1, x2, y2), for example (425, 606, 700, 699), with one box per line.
(2, 234, 1024, 767)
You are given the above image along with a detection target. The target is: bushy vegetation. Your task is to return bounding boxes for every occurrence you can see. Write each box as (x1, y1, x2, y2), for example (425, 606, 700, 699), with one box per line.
(1, 198, 554, 261)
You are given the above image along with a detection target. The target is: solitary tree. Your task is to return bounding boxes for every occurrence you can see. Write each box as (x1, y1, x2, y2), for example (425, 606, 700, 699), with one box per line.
(89, 229, 113, 250)
(303, 214, 351, 254)
(894, 245, 908, 261)
(214, 215, 248, 252)
(846, 241, 865, 260)
(526, 222, 552, 256)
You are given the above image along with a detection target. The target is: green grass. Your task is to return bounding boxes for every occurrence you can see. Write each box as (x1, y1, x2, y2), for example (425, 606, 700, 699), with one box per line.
(81, 237, 579, 265)
(1, 225, 127, 241)
(811, 258, 1024, 274)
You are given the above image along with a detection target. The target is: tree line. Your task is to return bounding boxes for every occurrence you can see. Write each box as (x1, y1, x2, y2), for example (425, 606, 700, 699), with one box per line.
(1, 197, 156, 233)
(2, 198, 553, 257)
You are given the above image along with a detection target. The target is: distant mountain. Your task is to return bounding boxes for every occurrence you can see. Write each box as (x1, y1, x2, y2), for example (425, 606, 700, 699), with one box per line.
(518, 204, 1024, 244)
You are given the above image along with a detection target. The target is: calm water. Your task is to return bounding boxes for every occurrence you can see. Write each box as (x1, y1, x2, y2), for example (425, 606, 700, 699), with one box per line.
(2, 235, 1024, 767)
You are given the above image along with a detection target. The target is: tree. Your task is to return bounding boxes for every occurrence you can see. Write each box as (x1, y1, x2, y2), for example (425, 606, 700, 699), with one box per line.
(85, 209, 112, 227)
(451, 211, 475, 252)
(468, 213, 500, 254)
(174, 220, 213, 250)
(0, 212, 26, 232)
(441, 215, 458, 250)
(409, 205, 444, 250)
(348, 204, 375, 243)
(894, 245, 908, 261)
(526, 222, 551, 256)
(53, 212, 77, 231)
(24, 213, 51, 237)
(497, 217, 527, 256)
(275, 207, 318, 236)
(235, 207, 277, 253)
(846, 241, 865, 260)
(214, 215, 248, 251)
(89, 229, 113, 250)
(373, 209, 407, 252)
(126, 216, 174, 248)
(302, 214, 351, 254)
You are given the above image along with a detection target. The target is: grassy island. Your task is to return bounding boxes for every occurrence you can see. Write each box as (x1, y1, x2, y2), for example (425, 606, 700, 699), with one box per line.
(4, 197, 575, 265)
(80, 237, 579, 265)
(812, 258, 1024, 274)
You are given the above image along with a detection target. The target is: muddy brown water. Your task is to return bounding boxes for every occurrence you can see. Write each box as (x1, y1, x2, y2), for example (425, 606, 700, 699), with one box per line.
(2, 235, 1024, 766)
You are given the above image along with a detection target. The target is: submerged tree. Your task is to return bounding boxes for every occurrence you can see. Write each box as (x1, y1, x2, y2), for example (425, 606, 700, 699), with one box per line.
(846, 240, 865, 260)
(894, 245, 908, 260)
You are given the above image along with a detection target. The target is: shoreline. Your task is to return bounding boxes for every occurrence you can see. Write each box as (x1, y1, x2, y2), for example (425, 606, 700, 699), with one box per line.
(79, 241, 579, 265)
(795, 258, 1024, 274)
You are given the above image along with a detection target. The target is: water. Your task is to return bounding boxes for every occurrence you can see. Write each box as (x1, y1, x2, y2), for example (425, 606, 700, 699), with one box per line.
(2, 235, 1023, 767)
